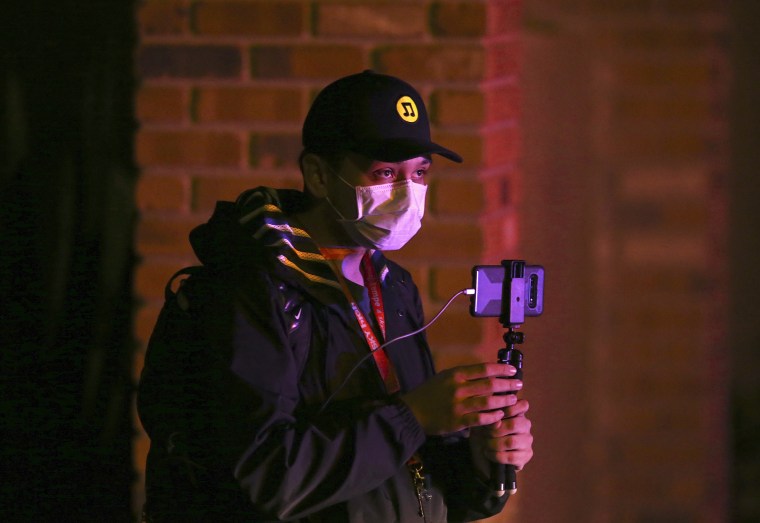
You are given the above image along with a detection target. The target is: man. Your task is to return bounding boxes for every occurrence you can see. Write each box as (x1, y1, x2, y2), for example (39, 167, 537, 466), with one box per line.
(138, 70, 533, 522)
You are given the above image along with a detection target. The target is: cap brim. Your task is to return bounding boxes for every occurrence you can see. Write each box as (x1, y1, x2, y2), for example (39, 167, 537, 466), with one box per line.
(355, 139, 463, 163)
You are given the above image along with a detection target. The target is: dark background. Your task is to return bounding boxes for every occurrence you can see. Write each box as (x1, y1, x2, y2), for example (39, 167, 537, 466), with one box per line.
(1, 1, 137, 521)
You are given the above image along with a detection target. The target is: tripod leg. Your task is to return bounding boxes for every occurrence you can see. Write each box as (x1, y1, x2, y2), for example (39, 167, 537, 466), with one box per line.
(492, 347, 522, 496)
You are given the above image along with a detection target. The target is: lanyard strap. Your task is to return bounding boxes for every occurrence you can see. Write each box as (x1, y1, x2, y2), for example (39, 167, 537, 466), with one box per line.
(358, 253, 400, 393)
(320, 249, 400, 393)
(360, 253, 386, 340)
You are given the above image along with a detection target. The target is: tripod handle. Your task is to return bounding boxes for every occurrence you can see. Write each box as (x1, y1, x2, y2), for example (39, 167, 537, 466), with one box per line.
(492, 347, 523, 496)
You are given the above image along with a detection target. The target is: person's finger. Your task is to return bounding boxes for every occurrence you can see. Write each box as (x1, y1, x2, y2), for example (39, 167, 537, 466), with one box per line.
(445, 363, 517, 384)
(489, 410, 532, 437)
(501, 399, 530, 421)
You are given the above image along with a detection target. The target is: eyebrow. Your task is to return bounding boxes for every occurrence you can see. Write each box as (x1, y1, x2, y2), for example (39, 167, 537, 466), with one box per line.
(410, 157, 432, 168)
(370, 158, 432, 169)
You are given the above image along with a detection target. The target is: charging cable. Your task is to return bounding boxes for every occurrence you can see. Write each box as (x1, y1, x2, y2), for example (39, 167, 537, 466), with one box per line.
(318, 287, 475, 413)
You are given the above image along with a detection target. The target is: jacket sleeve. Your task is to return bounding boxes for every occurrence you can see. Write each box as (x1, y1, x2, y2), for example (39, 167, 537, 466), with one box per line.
(180, 272, 427, 520)
(422, 435, 510, 521)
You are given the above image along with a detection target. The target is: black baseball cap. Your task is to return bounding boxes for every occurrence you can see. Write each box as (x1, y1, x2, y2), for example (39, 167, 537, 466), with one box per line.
(302, 70, 463, 163)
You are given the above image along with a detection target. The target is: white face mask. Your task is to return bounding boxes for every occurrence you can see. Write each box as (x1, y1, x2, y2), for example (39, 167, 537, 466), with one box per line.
(327, 175, 427, 251)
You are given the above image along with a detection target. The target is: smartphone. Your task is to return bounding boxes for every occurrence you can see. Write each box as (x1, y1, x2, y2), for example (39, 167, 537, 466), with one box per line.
(470, 261, 545, 325)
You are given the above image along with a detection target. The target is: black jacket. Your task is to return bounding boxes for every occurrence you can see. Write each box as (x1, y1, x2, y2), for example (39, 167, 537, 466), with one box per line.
(137, 187, 508, 522)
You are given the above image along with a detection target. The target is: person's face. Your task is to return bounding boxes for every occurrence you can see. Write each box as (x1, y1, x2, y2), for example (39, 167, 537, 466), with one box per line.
(339, 152, 431, 186)
(327, 152, 431, 220)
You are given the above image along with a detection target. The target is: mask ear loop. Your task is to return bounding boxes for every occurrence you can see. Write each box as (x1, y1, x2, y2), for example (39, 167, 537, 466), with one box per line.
(324, 196, 350, 221)
(324, 167, 363, 221)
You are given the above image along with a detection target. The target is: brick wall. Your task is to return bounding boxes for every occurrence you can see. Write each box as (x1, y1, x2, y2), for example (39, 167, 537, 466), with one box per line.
(131, 1, 733, 521)
(132, 1, 523, 520)
(519, 0, 730, 522)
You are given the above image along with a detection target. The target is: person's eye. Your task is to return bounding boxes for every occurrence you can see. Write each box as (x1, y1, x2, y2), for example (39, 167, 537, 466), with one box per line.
(373, 168, 395, 180)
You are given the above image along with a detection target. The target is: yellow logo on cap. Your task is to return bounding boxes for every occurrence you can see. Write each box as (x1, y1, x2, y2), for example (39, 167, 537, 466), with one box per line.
(396, 96, 418, 123)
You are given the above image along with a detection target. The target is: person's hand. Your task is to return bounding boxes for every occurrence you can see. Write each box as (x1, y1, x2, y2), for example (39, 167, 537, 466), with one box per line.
(399, 363, 522, 435)
(469, 399, 533, 474)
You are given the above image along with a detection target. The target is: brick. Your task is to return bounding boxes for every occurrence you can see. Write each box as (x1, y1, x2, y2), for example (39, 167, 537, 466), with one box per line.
(250, 47, 291, 78)
(249, 133, 302, 168)
(430, 89, 484, 126)
(484, 83, 520, 124)
(251, 45, 364, 80)
(619, 437, 705, 471)
(481, 174, 514, 211)
(431, 1, 486, 37)
(134, 259, 188, 302)
(485, 0, 521, 36)
(136, 173, 189, 211)
(430, 175, 484, 215)
(136, 130, 242, 167)
(611, 377, 705, 413)
(132, 430, 150, 474)
(582, 0, 658, 13)
(602, 26, 714, 51)
(138, 45, 242, 79)
(483, 126, 519, 166)
(138, 0, 191, 35)
(375, 45, 485, 82)
(195, 86, 303, 123)
(193, 172, 303, 213)
(616, 60, 712, 88)
(426, 305, 482, 347)
(193, 1, 304, 36)
(485, 40, 521, 80)
(616, 95, 710, 123)
(666, 201, 710, 230)
(621, 234, 707, 269)
(661, 0, 725, 14)
(619, 267, 708, 296)
(616, 129, 706, 159)
(432, 339, 492, 372)
(136, 85, 188, 123)
(193, 176, 259, 211)
(617, 201, 662, 229)
(136, 215, 199, 257)
(400, 219, 483, 261)
(134, 303, 163, 346)
(432, 132, 483, 168)
(620, 165, 709, 200)
(619, 201, 708, 232)
(316, 3, 427, 37)
(480, 210, 519, 261)
(430, 265, 473, 301)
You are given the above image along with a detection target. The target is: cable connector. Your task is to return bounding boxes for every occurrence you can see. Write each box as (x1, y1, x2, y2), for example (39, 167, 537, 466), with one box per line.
(465, 288, 475, 295)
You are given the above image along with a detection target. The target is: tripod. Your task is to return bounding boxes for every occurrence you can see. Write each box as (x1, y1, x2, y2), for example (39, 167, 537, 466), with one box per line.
(491, 326, 524, 497)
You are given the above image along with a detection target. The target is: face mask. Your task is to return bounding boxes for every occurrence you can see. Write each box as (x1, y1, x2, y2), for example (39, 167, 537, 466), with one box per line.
(326, 175, 427, 251)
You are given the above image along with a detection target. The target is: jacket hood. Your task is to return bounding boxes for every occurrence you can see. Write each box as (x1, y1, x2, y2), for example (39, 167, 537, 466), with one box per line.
(189, 187, 345, 295)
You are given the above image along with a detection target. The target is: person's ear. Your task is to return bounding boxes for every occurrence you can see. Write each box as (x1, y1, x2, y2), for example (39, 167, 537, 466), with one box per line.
(301, 153, 331, 199)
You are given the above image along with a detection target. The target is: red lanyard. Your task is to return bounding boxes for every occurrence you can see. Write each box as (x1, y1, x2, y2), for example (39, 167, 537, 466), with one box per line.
(320, 249, 400, 393)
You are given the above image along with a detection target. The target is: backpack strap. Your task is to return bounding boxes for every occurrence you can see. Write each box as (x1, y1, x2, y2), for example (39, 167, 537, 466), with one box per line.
(164, 266, 205, 303)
